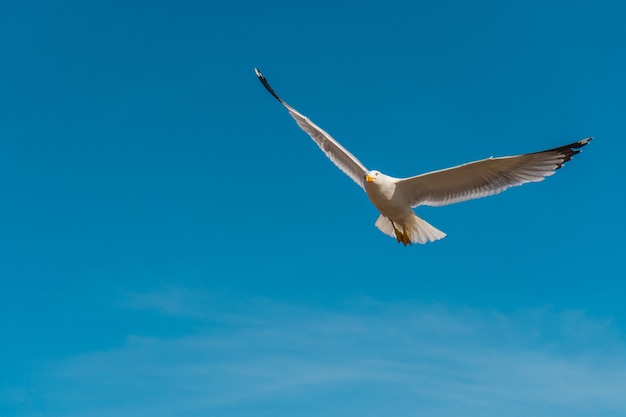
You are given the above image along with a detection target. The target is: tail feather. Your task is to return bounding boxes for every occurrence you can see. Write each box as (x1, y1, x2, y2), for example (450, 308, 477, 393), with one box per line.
(375, 214, 446, 244)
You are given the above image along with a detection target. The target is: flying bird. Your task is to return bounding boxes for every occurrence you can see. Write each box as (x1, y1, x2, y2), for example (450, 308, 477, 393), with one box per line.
(255, 68, 591, 246)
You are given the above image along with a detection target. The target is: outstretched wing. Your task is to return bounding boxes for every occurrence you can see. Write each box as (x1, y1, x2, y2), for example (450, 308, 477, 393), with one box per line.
(255, 68, 368, 189)
(396, 138, 592, 207)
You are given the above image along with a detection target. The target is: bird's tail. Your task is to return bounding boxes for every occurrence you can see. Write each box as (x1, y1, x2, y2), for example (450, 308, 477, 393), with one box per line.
(375, 214, 446, 245)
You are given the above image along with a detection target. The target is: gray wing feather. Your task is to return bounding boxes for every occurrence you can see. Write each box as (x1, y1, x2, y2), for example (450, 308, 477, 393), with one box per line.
(255, 68, 368, 190)
(397, 138, 592, 207)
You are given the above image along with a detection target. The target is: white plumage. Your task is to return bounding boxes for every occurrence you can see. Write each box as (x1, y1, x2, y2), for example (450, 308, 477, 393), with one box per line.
(255, 68, 591, 246)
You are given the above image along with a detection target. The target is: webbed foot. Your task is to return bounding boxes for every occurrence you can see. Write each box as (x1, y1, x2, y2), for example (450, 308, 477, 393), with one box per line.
(390, 218, 412, 246)
(394, 229, 404, 243)
(401, 226, 412, 246)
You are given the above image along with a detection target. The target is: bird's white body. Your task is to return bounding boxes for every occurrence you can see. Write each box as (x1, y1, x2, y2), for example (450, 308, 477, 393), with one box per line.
(364, 172, 401, 213)
(255, 68, 591, 246)
(364, 171, 446, 244)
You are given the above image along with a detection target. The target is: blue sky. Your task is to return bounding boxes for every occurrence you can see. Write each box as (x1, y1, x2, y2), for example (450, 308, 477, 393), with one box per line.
(1, 0, 625, 415)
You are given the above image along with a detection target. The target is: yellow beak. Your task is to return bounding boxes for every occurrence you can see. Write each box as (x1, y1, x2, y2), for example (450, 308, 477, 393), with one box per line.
(365, 175, 375, 182)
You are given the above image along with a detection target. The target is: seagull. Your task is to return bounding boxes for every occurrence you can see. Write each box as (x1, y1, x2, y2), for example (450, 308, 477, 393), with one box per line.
(255, 68, 591, 246)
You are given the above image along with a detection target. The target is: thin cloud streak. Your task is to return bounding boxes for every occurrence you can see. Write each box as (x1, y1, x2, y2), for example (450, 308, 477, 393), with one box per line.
(17, 293, 626, 417)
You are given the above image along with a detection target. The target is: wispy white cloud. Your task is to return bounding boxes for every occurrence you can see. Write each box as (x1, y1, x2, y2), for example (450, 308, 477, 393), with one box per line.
(15, 292, 626, 417)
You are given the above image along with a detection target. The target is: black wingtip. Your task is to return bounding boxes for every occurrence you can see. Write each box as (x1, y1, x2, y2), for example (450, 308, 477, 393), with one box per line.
(570, 136, 592, 148)
(254, 67, 284, 104)
(553, 137, 592, 169)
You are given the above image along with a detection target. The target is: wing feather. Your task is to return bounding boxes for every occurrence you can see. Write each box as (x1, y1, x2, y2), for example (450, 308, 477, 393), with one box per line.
(397, 138, 592, 207)
(255, 68, 368, 189)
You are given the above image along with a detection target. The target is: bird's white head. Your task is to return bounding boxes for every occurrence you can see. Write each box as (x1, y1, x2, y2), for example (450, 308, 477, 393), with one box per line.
(365, 170, 382, 183)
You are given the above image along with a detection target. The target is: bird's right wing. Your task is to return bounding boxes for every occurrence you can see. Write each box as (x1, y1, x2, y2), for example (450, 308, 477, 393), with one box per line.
(396, 138, 591, 207)
(255, 68, 368, 190)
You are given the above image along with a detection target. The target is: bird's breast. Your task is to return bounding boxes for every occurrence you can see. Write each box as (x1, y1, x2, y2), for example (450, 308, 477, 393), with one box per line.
(365, 182, 411, 218)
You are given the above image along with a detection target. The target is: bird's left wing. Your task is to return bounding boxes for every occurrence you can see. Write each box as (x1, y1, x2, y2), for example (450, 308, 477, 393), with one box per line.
(396, 138, 591, 207)
(255, 68, 368, 190)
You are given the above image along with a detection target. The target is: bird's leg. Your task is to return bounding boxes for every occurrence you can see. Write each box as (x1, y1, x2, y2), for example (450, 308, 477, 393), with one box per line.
(402, 225, 412, 246)
(389, 219, 404, 244)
